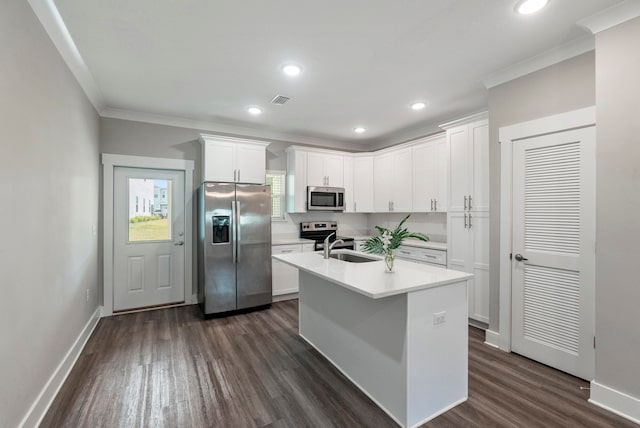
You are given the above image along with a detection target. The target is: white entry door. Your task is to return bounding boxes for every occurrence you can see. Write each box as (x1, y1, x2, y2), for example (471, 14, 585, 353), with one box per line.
(511, 126, 595, 380)
(113, 167, 186, 312)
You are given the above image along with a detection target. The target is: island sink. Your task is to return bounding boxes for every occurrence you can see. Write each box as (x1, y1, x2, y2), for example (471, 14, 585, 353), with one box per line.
(328, 252, 377, 263)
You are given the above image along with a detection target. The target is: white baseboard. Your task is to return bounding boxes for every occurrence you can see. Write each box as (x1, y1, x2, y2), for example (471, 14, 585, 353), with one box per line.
(484, 329, 507, 351)
(19, 306, 102, 428)
(272, 292, 299, 302)
(589, 381, 640, 425)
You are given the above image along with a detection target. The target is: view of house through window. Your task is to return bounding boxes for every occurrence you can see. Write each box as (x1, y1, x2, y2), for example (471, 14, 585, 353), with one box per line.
(266, 171, 286, 220)
(128, 178, 172, 242)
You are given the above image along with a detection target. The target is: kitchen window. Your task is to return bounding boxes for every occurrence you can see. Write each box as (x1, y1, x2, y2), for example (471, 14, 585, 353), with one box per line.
(266, 170, 286, 220)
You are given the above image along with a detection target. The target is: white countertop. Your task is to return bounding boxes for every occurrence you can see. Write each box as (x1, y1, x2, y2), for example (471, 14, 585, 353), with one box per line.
(351, 236, 448, 251)
(272, 237, 316, 246)
(273, 250, 472, 299)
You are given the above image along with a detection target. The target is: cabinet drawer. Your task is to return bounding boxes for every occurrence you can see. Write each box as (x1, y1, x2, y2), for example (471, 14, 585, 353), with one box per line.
(272, 244, 303, 254)
(396, 245, 447, 266)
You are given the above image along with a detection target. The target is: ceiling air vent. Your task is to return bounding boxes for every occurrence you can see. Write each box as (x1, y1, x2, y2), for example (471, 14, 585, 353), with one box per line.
(271, 95, 291, 105)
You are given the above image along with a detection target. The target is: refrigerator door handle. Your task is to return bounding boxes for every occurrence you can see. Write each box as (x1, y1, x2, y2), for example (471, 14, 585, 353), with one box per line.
(231, 201, 237, 263)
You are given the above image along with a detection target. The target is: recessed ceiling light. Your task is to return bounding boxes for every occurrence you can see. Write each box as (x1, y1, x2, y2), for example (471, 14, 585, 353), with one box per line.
(354, 127, 366, 134)
(246, 106, 263, 115)
(411, 102, 427, 111)
(515, 0, 549, 15)
(282, 63, 303, 77)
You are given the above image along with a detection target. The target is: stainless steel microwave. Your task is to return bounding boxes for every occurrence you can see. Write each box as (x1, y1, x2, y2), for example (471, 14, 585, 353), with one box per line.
(307, 186, 345, 211)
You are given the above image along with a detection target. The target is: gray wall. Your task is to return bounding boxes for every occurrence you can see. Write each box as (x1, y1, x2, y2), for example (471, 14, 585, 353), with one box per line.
(594, 17, 640, 399)
(487, 52, 596, 331)
(0, 1, 100, 426)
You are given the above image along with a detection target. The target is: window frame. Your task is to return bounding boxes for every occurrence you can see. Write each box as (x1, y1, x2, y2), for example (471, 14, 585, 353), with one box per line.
(266, 169, 287, 221)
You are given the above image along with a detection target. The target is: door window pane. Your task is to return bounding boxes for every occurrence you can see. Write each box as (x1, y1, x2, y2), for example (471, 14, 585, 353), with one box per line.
(128, 178, 172, 242)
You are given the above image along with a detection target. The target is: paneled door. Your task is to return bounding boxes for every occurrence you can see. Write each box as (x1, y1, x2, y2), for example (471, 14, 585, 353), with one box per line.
(113, 167, 185, 311)
(511, 127, 595, 380)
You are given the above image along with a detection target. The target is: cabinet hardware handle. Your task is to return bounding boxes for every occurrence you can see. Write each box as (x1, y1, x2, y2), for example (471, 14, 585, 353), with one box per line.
(400, 251, 410, 255)
(464, 213, 468, 229)
(238, 170, 241, 182)
(354, 202, 357, 212)
(468, 195, 472, 210)
(391, 201, 394, 211)
(233, 169, 237, 182)
(281, 249, 294, 253)
(469, 213, 472, 228)
(426, 254, 436, 259)
(434, 199, 437, 211)
(464, 195, 468, 210)
(430, 198, 434, 211)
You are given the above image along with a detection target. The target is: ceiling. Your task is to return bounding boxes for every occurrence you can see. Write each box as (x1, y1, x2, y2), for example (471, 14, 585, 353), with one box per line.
(51, 0, 621, 147)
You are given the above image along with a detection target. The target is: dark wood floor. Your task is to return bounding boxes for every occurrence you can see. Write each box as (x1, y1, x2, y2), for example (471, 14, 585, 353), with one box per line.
(42, 300, 635, 428)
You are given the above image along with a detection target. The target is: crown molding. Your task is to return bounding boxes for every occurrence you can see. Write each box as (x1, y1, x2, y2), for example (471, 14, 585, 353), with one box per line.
(27, 0, 105, 112)
(439, 111, 488, 130)
(482, 36, 595, 89)
(578, 0, 640, 34)
(100, 107, 361, 151)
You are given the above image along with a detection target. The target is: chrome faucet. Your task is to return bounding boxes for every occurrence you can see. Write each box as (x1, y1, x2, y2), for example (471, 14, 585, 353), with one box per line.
(323, 232, 344, 259)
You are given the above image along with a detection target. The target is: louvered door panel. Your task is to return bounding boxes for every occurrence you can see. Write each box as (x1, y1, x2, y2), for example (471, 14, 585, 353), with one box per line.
(523, 265, 580, 354)
(511, 126, 595, 380)
(524, 142, 581, 255)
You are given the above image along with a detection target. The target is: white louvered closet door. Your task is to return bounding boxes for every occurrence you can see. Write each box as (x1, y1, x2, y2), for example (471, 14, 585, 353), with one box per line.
(511, 126, 595, 380)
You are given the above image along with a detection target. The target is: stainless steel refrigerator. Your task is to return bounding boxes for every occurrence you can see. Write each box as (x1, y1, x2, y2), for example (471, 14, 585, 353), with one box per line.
(198, 182, 272, 315)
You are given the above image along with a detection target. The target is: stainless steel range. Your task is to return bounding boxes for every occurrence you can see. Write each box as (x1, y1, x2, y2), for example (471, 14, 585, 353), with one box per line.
(300, 221, 355, 252)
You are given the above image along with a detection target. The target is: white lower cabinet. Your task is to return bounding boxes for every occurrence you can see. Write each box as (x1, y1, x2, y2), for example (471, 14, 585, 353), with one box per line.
(272, 243, 314, 296)
(395, 245, 447, 267)
(447, 211, 489, 324)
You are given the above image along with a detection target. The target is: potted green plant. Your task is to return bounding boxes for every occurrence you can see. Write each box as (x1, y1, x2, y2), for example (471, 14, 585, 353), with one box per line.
(361, 214, 429, 272)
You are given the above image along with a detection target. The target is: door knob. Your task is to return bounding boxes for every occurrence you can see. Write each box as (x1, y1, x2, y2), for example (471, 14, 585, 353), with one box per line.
(175, 241, 184, 246)
(514, 254, 528, 261)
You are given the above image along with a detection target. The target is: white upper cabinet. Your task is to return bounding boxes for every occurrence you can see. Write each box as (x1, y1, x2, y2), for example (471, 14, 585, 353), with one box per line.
(374, 147, 412, 212)
(412, 134, 448, 212)
(286, 148, 307, 213)
(343, 156, 354, 213)
(307, 152, 344, 187)
(353, 156, 375, 213)
(443, 115, 489, 212)
(200, 135, 268, 184)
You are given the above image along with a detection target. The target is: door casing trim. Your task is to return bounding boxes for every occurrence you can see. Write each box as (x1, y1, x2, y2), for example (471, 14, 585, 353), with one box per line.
(102, 154, 195, 316)
(496, 106, 595, 351)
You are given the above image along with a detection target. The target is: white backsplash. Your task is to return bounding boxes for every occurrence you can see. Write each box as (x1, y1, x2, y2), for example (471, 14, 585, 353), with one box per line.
(272, 211, 447, 243)
(367, 213, 447, 243)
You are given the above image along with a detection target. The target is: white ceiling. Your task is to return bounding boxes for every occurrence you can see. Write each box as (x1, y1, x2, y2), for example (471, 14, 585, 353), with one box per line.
(51, 0, 621, 147)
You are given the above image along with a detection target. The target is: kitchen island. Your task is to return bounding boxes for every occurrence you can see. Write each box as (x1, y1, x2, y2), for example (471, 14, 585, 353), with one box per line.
(272, 250, 473, 428)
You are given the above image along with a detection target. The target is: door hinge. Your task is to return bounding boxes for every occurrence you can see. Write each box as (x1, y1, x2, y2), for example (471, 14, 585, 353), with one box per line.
(594, 336, 596, 348)
(509, 253, 513, 260)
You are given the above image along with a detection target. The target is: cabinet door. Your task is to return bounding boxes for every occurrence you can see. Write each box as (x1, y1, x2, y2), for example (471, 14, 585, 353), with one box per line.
(343, 156, 354, 213)
(469, 211, 489, 323)
(324, 154, 344, 187)
(448, 126, 470, 211)
(353, 156, 375, 212)
(306, 152, 326, 186)
(374, 153, 393, 212)
(236, 143, 266, 184)
(272, 244, 302, 295)
(432, 137, 448, 212)
(286, 150, 307, 213)
(392, 148, 413, 212)
(470, 120, 489, 212)
(413, 143, 437, 211)
(203, 141, 236, 182)
(447, 212, 471, 273)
